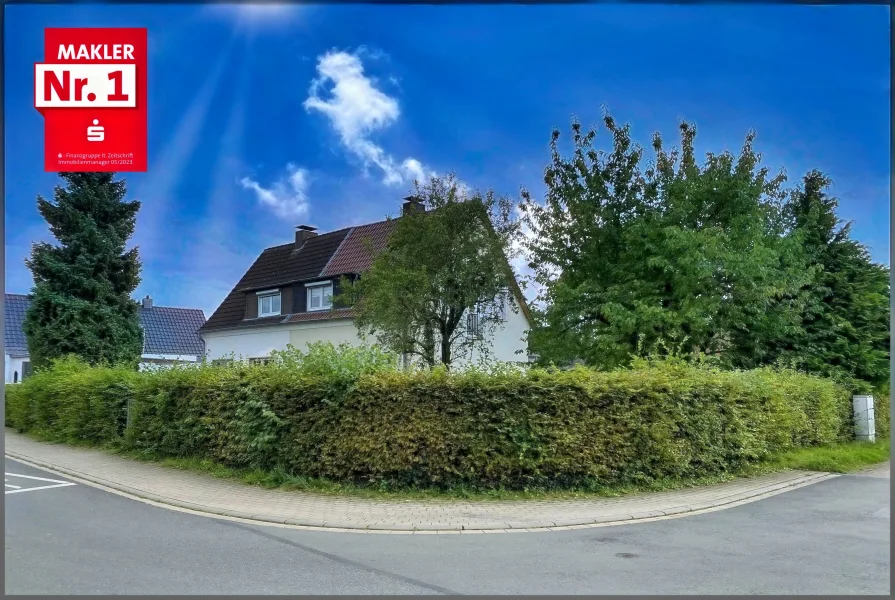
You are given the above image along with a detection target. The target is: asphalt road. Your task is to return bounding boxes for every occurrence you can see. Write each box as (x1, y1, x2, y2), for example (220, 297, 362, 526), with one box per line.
(4, 456, 890, 595)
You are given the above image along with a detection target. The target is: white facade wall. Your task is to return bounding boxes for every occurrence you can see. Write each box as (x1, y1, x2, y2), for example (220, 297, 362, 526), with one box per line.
(4, 353, 199, 381)
(288, 319, 365, 350)
(203, 326, 293, 362)
(466, 302, 530, 365)
(5, 355, 28, 384)
(202, 308, 530, 369)
(138, 354, 200, 372)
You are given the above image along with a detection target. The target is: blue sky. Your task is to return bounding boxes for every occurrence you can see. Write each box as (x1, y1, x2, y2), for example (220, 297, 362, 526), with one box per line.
(4, 3, 890, 316)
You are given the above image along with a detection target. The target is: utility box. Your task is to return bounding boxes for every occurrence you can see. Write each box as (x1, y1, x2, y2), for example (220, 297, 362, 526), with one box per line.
(852, 395, 876, 443)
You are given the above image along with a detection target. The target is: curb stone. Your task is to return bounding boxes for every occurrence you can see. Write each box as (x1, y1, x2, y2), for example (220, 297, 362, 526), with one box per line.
(4, 448, 837, 535)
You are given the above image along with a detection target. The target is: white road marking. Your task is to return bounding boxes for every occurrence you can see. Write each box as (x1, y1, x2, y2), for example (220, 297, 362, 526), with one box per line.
(4, 472, 76, 495)
(6, 483, 76, 495)
(6, 472, 73, 483)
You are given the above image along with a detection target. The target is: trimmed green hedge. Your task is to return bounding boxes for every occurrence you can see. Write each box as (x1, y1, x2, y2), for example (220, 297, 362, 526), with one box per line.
(5, 353, 855, 490)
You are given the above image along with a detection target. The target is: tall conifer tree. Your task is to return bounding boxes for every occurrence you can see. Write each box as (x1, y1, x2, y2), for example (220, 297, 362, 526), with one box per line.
(783, 170, 890, 386)
(24, 172, 144, 368)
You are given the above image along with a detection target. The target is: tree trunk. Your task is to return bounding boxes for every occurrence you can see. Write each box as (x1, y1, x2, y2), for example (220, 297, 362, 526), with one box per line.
(423, 322, 436, 367)
(440, 334, 452, 369)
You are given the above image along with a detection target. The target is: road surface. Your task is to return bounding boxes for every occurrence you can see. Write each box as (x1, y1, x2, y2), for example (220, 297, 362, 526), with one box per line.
(4, 457, 889, 594)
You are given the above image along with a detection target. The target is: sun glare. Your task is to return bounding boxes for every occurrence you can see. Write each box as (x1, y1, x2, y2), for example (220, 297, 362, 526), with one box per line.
(234, 5, 299, 21)
(205, 4, 304, 30)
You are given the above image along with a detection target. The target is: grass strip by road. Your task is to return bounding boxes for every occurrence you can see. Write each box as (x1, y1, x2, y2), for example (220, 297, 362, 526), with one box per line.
(762, 439, 890, 474)
(52, 438, 883, 502)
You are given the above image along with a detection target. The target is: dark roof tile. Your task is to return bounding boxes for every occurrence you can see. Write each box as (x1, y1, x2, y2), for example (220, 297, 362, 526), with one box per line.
(283, 308, 356, 324)
(201, 210, 533, 332)
(322, 219, 396, 276)
(4, 294, 30, 356)
(201, 229, 351, 331)
(4, 294, 206, 358)
(138, 305, 207, 356)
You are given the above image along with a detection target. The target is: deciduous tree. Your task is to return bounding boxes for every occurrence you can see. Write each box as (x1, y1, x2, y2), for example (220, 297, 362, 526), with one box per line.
(342, 174, 521, 369)
(521, 114, 806, 369)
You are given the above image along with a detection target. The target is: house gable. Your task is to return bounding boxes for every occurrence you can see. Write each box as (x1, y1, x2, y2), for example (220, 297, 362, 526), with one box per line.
(201, 209, 534, 334)
(200, 228, 352, 332)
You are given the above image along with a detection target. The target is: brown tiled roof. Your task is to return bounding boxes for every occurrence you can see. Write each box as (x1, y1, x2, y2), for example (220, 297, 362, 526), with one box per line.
(201, 229, 351, 332)
(201, 211, 533, 333)
(237, 228, 352, 290)
(283, 308, 356, 323)
(322, 219, 397, 276)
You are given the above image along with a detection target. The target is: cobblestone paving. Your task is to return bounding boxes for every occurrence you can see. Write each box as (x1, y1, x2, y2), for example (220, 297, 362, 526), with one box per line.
(5, 429, 838, 533)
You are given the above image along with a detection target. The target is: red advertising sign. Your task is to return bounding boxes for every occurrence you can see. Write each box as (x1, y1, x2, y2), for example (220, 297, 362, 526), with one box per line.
(35, 28, 147, 172)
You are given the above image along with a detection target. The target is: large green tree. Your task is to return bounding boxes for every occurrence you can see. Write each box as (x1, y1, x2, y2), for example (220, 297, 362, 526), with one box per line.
(342, 174, 521, 369)
(521, 115, 807, 369)
(778, 171, 890, 386)
(24, 172, 144, 368)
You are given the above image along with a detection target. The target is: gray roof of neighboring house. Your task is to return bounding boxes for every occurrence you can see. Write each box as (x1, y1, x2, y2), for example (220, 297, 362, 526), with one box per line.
(137, 304, 207, 356)
(4, 294, 30, 357)
(4, 294, 206, 358)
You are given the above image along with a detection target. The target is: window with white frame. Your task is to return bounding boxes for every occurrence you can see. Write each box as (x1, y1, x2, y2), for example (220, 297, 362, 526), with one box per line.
(466, 310, 483, 339)
(307, 282, 333, 311)
(257, 290, 281, 317)
(498, 288, 509, 321)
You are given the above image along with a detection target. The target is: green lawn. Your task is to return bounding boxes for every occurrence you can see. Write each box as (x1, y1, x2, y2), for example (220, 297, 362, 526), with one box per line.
(765, 439, 890, 474)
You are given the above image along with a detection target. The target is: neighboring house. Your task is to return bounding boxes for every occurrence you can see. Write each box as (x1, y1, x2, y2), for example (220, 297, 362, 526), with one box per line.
(200, 198, 533, 367)
(135, 295, 207, 371)
(4, 295, 33, 384)
(3, 293, 207, 382)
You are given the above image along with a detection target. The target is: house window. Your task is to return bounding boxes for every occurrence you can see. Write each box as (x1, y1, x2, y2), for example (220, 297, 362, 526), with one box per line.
(249, 357, 272, 366)
(466, 311, 483, 339)
(257, 291, 281, 317)
(307, 283, 333, 312)
(498, 289, 509, 321)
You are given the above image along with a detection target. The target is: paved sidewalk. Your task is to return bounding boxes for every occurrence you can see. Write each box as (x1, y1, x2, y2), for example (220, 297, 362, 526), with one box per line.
(855, 461, 891, 479)
(5, 429, 839, 533)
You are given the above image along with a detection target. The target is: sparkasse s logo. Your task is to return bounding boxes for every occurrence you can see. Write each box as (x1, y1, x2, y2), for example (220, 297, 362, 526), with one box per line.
(34, 28, 147, 172)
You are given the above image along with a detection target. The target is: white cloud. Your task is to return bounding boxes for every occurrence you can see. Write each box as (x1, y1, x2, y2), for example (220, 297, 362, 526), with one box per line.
(304, 49, 434, 187)
(240, 163, 311, 219)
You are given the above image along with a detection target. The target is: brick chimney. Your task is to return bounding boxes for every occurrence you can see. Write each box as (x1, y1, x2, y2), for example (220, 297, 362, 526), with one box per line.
(142, 295, 152, 309)
(402, 196, 425, 216)
(295, 225, 318, 248)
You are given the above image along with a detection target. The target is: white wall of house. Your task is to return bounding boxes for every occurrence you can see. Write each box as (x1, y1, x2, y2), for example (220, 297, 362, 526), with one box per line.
(202, 303, 530, 369)
(466, 301, 530, 366)
(203, 326, 293, 362)
(288, 319, 365, 349)
(4, 352, 200, 380)
(5, 355, 28, 384)
(138, 354, 200, 372)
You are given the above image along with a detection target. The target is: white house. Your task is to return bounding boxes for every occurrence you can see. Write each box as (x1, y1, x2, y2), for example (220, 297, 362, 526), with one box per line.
(3, 293, 207, 383)
(200, 198, 533, 367)
(4, 295, 33, 384)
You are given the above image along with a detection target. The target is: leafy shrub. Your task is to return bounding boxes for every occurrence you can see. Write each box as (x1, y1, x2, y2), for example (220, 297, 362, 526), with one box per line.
(5, 355, 136, 444)
(6, 348, 855, 491)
